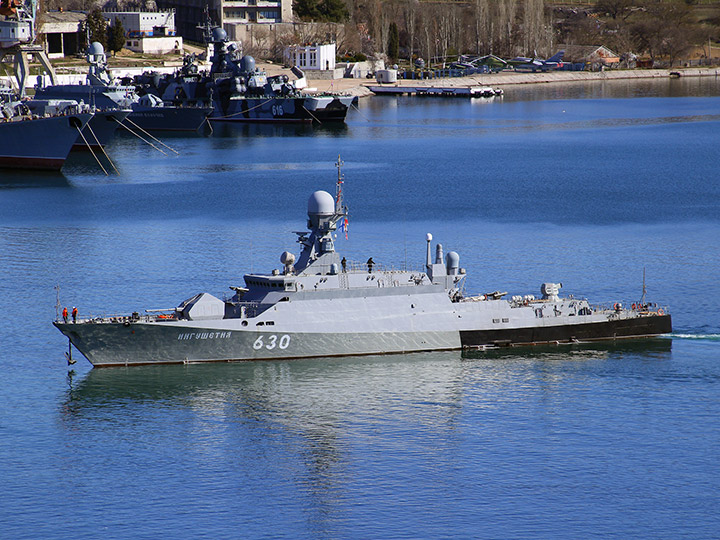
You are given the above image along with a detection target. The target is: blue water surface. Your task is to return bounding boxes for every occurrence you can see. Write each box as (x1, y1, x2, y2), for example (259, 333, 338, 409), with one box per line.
(1, 76, 719, 539)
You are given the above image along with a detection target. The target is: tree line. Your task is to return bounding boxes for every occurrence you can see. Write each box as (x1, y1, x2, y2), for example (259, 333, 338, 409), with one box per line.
(85, 8, 126, 56)
(294, 0, 719, 66)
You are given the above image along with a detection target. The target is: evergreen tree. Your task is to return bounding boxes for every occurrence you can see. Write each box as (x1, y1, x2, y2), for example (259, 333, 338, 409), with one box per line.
(85, 9, 108, 50)
(294, 0, 321, 21)
(294, 0, 348, 22)
(108, 19, 126, 57)
(319, 0, 348, 22)
(388, 22, 399, 61)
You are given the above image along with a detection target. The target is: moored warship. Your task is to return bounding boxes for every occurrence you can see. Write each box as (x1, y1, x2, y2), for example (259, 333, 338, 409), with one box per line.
(54, 159, 671, 367)
(132, 28, 357, 124)
(26, 98, 130, 150)
(0, 89, 93, 170)
(34, 42, 211, 132)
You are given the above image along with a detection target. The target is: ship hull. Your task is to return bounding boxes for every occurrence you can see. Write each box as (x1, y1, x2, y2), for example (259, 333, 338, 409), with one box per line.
(126, 105, 212, 132)
(54, 321, 460, 367)
(72, 109, 130, 150)
(55, 313, 671, 367)
(460, 314, 672, 347)
(0, 113, 93, 170)
(209, 95, 357, 123)
(34, 85, 212, 132)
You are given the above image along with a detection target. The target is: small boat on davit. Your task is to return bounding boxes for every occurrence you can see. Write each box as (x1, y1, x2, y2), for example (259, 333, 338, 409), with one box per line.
(54, 159, 671, 366)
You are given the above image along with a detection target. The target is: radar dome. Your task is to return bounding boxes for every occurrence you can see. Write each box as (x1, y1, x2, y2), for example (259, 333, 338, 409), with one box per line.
(87, 42, 104, 55)
(280, 251, 296, 266)
(240, 55, 256, 73)
(212, 27, 227, 42)
(308, 191, 335, 216)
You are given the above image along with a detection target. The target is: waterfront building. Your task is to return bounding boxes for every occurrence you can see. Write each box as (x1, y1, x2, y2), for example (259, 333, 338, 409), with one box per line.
(103, 11, 182, 54)
(285, 43, 336, 72)
(155, 0, 292, 43)
(40, 10, 85, 59)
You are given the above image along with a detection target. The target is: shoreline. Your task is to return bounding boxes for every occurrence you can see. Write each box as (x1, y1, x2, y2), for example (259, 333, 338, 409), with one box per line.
(303, 67, 720, 98)
(6, 64, 717, 99)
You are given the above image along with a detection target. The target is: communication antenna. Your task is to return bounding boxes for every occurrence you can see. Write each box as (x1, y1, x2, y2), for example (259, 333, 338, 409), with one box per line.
(54, 284, 60, 320)
(640, 267, 647, 306)
(334, 154, 349, 239)
(197, 4, 214, 44)
(335, 154, 344, 212)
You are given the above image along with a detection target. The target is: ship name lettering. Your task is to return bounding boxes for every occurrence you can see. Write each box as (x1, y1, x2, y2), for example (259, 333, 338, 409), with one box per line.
(177, 331, 232, 340)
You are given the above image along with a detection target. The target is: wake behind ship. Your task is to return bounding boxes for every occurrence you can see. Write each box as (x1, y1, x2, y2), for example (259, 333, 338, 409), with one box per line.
(54, 160, 671, 366)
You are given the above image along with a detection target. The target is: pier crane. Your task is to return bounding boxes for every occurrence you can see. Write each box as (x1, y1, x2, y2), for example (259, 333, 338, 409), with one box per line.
(0, 0, 56, 95)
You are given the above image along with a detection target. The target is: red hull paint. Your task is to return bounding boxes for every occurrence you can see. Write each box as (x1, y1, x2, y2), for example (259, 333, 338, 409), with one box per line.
(0, 156, 65, 171)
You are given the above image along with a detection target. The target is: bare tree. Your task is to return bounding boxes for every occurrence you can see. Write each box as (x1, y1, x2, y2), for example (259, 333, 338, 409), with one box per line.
(404, 0, 418, 60)
(522, 0, 544, 55)
(473, 0, 489, 54)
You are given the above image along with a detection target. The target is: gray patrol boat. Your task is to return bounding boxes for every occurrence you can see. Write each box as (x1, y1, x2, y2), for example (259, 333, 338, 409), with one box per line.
(35, 42, 211, 132)
(54, 160, 672, 367)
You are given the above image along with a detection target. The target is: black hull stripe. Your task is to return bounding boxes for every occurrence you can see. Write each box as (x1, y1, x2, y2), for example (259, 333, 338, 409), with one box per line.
(460, 315, 672, 347)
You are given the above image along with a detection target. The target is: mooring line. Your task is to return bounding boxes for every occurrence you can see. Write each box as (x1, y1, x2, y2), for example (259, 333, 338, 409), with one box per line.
(75, 125, 108, 175)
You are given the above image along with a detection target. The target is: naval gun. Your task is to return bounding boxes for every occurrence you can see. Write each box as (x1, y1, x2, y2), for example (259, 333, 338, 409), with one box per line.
(0, 0, 57, 96)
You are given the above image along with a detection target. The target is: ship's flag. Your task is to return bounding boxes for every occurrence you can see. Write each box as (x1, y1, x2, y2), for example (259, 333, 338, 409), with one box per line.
(340, 216, 348, 239)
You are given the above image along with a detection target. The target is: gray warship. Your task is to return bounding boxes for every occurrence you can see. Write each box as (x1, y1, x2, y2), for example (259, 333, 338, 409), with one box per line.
(0, 88, 93, 170)
(34, 42, 212, 132)
(54, 160, 672, 367)
(132, 28, 358, 124)
(25, 98, 130, 151)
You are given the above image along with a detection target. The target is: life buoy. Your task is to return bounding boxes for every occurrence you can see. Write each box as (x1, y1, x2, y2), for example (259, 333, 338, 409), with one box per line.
(658, 308, 664, 315)
(613, 303, 620, 311)
(631, 303, 636, 310)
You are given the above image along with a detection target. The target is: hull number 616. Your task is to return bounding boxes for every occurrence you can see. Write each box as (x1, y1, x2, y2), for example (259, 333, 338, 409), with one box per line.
(253, 334, 291, 350)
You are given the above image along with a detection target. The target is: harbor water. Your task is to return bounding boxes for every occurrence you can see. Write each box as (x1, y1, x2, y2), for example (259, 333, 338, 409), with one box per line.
(1, 77, 719, 539)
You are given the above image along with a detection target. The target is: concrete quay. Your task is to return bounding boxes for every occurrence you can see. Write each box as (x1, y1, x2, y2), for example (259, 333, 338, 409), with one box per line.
(295, 67, 720, 99)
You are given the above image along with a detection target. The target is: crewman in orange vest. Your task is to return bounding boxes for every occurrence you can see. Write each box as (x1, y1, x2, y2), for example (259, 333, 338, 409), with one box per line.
(62, 307, 68, 323)
(72, 307, 78, 323)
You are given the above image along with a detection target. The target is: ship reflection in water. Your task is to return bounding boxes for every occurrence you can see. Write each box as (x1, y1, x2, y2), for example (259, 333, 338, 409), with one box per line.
(60, 339, 672, 476)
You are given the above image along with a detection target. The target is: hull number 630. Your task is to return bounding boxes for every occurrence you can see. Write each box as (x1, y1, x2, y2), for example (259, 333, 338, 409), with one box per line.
(253, 334, 291, 350)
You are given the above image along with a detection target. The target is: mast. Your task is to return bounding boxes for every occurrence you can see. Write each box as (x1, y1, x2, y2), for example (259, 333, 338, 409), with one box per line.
(335, 154, 344, 212)
(641, 267, 647, 306)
